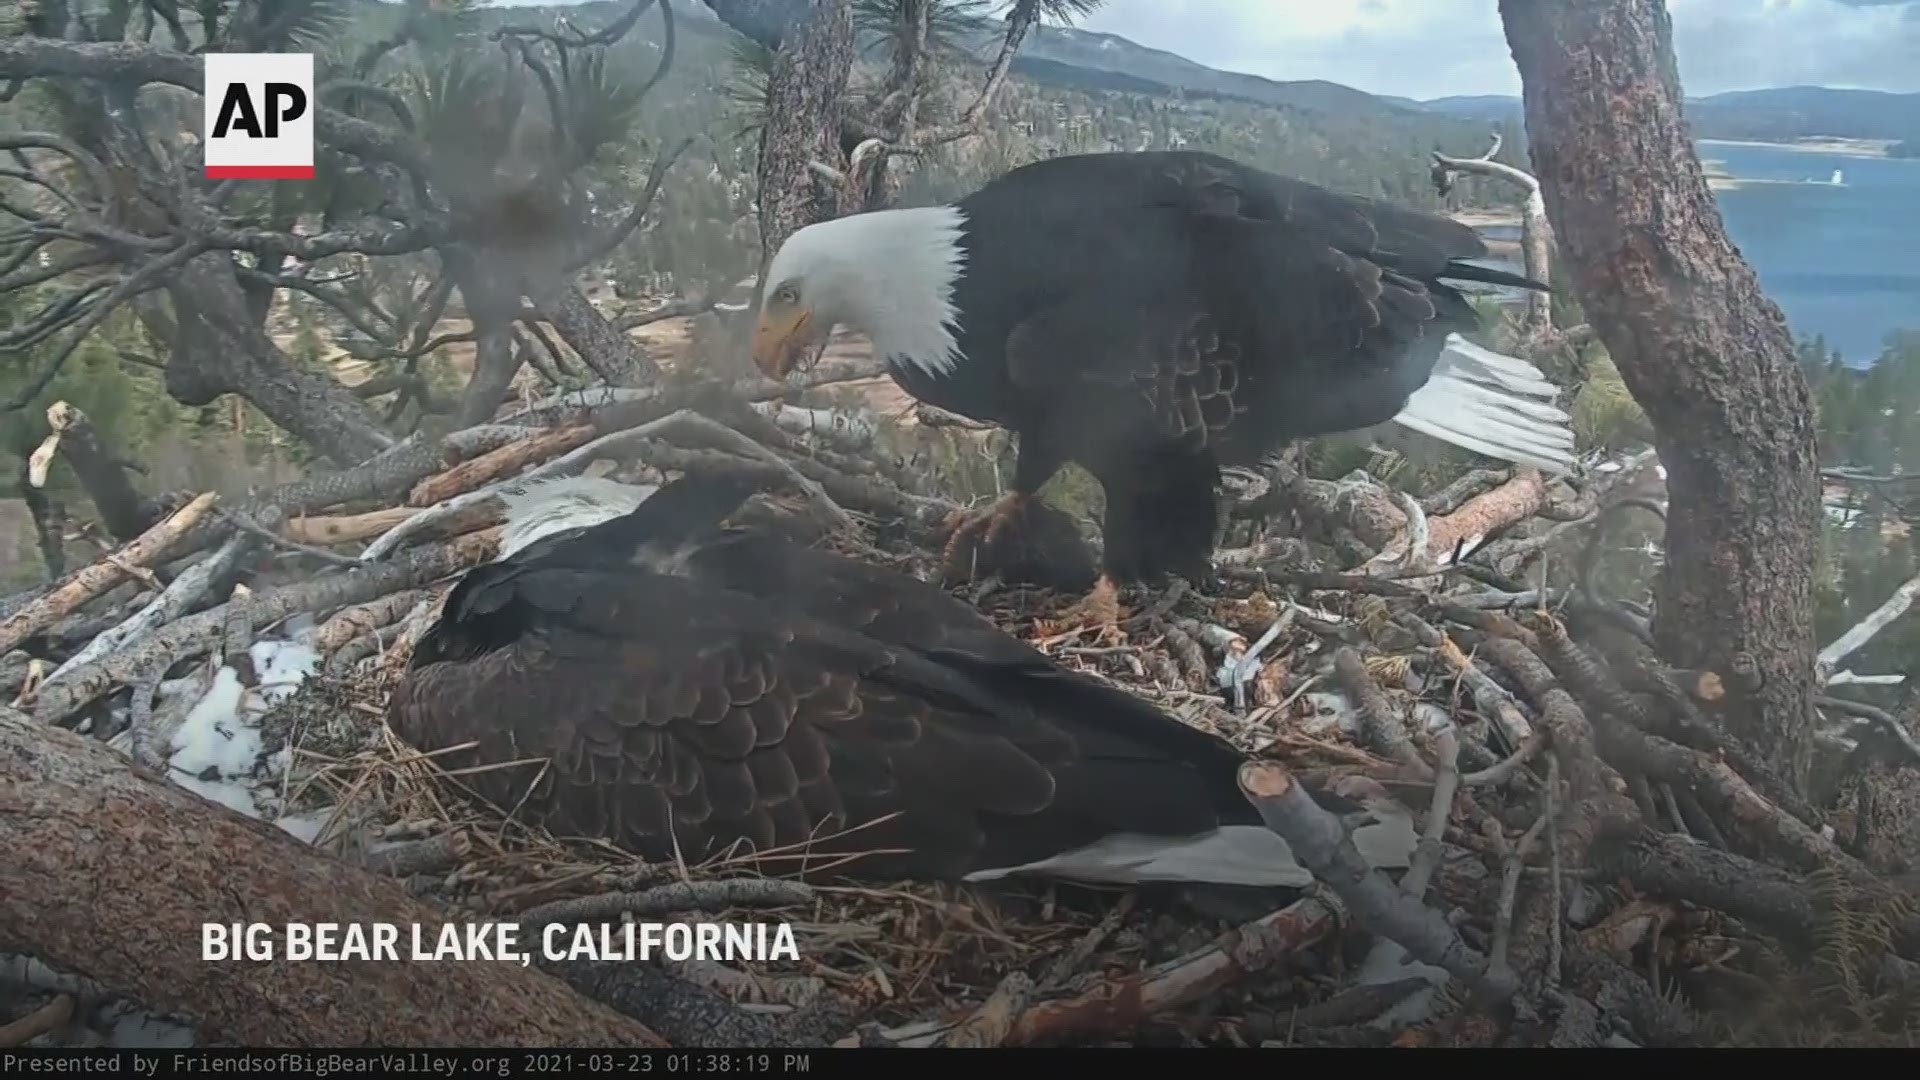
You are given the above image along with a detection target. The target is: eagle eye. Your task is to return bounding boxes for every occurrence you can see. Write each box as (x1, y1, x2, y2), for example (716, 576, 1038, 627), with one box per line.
(773, 283, 799, 307)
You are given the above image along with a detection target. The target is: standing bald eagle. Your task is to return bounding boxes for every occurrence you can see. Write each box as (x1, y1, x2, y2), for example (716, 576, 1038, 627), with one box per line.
(387, 473, 1414, 887)
(750, 150, 1574, 625)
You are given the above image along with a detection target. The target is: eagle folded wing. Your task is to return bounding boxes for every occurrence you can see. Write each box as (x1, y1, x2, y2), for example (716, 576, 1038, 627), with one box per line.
(680, 530, 1053, 668)
(389, 565, 1096, 879)
(1002, 289, 1253, 452)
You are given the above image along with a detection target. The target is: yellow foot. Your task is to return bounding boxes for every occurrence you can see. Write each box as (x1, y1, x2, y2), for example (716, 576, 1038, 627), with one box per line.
(1059, 574, 1128, 645)
(940, 492, 1031, 585)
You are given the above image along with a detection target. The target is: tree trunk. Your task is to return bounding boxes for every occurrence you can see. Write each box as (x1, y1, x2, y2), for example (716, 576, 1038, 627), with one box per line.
(458, 325, 523, 427)
(17, 462, 66, 580)
(41, 402, 156, 542)
(1499, 0, 1822, 791)
(448, 256, 529, 427)
(538, 285, 660, 387)
(157, 254, 395, 468)
(0, 708, 669, 1047)
(747, 0, 855, 276)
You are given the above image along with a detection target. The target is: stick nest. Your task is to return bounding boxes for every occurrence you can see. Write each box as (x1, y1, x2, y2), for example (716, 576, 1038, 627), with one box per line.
(5, 376, 1920, 1051)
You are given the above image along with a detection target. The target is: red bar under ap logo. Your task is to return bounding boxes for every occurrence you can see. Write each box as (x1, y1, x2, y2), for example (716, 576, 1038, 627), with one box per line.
(203, 53, 315, 180)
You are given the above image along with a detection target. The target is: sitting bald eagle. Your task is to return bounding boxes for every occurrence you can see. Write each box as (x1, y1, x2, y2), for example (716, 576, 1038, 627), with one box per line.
(749, 150, 1574, 626)
(387, 473, 1414, 887)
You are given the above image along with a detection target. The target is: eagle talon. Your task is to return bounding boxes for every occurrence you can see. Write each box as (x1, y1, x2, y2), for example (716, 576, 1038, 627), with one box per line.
(940, 492, 1033, 586)
(1061, 574, 1128, 644)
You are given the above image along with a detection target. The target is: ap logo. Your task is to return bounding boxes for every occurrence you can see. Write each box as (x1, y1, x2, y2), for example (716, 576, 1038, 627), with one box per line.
(203, 53, 314, 180)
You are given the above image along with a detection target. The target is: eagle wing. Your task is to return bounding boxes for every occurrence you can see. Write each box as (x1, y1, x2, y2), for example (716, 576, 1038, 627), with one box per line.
(680, 529, 1052, 667)
(389, 554, 1251, 881)
(973, 151, 1538, 461)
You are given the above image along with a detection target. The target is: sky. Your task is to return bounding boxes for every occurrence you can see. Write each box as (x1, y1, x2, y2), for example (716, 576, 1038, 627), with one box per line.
(1071, 0, 1920, 101)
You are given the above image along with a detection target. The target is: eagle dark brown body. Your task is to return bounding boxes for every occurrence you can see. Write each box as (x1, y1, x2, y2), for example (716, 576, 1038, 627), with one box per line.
(388, 474, 1306, 886)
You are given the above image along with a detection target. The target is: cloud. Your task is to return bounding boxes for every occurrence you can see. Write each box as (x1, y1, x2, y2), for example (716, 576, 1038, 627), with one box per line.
(1670, 0, 1920, 93)
(1076, 0, 1920, 99)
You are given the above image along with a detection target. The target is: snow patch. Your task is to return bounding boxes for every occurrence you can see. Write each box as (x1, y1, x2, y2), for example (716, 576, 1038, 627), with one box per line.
(164, 639, 320, 823)
(252, 639, 320, 700)
(167, 667, 256, 778)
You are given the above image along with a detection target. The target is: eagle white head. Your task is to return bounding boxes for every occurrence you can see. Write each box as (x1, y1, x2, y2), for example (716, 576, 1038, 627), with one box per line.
(752, 206, 970, 381)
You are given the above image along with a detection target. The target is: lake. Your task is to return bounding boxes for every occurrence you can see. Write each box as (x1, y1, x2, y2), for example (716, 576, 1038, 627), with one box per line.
(1698, 140, 1920, 367)
(1477, 141, 1920, 367)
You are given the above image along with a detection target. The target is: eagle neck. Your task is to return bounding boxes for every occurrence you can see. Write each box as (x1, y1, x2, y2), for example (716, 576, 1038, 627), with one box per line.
(857, 205, 969, 382)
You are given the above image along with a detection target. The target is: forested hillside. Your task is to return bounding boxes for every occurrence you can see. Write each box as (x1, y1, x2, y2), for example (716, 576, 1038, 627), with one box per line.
(378, 0, 1537, 285)
(1801, 330, 1920, 670)
(0, 0, 1537, 580)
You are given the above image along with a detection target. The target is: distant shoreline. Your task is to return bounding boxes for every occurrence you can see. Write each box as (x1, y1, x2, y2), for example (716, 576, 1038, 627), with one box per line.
(1451, 129, 1891, 213)
(1450, 208, 1520, 229)
(1701, 157, 1743, 191)
(1697, 136, 1895, 159)
(1450, 134, 1896, 210)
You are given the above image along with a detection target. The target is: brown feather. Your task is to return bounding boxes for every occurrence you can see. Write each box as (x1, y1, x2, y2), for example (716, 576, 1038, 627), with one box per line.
(389, 492, 1268, 883)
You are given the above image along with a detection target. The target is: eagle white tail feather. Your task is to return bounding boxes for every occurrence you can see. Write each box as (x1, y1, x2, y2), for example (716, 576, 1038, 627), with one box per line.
(961, 826, 1317, 888)
(1391, 334, 1577, 476)
(494, 476, 658, 560)
(1435, 334, 1561, 393)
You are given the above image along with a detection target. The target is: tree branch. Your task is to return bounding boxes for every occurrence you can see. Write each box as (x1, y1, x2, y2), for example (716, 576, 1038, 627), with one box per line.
(894, 0, 1041, 150)
(496, 0, 660, 50)
(0, 708, 669, 1046)
(0, 131, 114, 203)
(1432, 131, 1554, 334)
(1816, 569, 1920, 683)
(568, 136, 692, 273)
(0, 38, 431, 177)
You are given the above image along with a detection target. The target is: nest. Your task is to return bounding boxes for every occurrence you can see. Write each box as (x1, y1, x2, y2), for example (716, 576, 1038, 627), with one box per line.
(5, 376, 1920, 1050)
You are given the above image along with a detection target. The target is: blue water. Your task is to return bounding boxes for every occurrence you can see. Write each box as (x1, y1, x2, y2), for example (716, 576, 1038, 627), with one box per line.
(1698, 141, 1920, 367)
(1476, 143, 1920, 367)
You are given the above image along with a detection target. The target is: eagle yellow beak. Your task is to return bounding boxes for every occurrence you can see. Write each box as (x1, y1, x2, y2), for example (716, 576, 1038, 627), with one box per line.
(751, 306, 817, 380)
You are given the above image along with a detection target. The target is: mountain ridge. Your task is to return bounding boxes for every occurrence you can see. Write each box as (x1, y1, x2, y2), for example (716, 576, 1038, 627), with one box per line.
(955, 12, 1920, 149)
(497, 3, 1913, 147)
(1423, 86, 1920, 147)
(483, 2, 1918, 157)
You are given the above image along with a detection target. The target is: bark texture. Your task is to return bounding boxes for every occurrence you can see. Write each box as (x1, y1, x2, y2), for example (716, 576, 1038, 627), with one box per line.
(0, 709, 668, 1047)
(742, 0, 855, 274)
(408, 424, 598, 507)
(1499, 0, 1822, 791)
(539, 285, 660, 387)
(0, 491, 216, 656)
